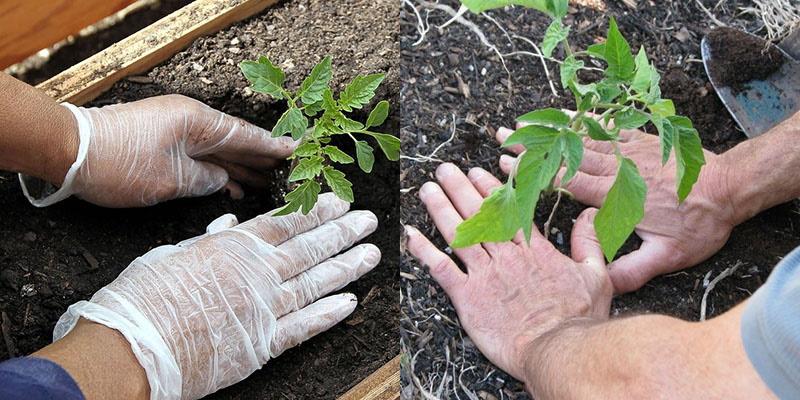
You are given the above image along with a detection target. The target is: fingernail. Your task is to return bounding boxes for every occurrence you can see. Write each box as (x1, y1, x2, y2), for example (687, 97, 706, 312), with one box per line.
(500, 154, 514, 165)
(497, 127, 513, 140)
(419, 182, 437, 199)
(468, 167, 486, 180)
(404, 225, 419, 238)
(435, 163, 457, 179)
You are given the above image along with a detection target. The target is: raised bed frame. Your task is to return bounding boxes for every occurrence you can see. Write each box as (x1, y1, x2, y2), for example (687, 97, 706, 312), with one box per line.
(29, 0, 399, 398)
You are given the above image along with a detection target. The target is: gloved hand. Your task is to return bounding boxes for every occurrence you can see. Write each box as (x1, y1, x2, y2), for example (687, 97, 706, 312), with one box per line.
(52, 193, 380, 399)
(19, 94, 295, 208)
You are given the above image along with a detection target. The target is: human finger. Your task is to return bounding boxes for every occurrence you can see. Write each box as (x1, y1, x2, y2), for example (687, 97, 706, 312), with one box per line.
(579, 148, 617, 176)
(496, 127, 525, 154)
(270, 293, 357, 357)
(608, 241, 675, 294)
(405, 225, 467, 298)
(198, 155, 271, 188)
(570, 208, 606, 270)
(561, 171, 614, 207)
(436, 163, 485, 219)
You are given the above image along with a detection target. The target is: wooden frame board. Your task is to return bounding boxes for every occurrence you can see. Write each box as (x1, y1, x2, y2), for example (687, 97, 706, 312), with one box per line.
(338, 355, 401, 400)
(35, 0, 279, 105)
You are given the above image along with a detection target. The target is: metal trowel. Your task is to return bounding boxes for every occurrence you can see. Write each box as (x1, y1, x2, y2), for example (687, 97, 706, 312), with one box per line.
(701, 27, 800, 138)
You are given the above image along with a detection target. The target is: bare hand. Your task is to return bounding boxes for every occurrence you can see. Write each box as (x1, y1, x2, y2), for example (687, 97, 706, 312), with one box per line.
(497, 121, 737, 293)
(405, 163, 612, 380)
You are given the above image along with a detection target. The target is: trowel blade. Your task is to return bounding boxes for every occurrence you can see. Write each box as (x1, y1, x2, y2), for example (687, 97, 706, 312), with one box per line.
(701, 28, 800, 138)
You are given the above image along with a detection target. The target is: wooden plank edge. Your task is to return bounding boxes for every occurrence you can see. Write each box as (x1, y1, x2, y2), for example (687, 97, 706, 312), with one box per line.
(338, 355, 401, 400)
(35, 0, 280, 105)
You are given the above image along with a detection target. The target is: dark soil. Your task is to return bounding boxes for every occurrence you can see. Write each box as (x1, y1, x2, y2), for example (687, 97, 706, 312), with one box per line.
(10, 0, 196, 86)
(0, 0, 399, 399)
(705, 26, 786, 90)
(400, 1, 800, 399)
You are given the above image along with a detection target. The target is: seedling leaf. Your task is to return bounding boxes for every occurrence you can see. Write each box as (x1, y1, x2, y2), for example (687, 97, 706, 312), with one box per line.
(366, 132, 401, 161)
(542, 19, 570, 58)
(669, 116, 706, 201)
(604, 18, 635, 80)
(516, 108, 570, 128)
(323, 146, 355, 164)
(275, 180, 321, 216)
(340, 74, 385, 111)
(452, 183, 519, 247)
(323, 167, 354, 202)
(595, 157, 646, 261)
(298, 56, 333, 104)
(240, 56, 285, 99)
(366, 100, 390, 128)
(289, 156, 324, 182)
(274, 107, 308, 140)
(355, 140, 375, 173)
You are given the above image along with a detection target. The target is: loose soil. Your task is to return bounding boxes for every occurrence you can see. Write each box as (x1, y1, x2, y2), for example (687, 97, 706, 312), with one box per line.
(706, 26, 786, 90)
(0, 0, 399, 399)
(400, 1, 800, 399)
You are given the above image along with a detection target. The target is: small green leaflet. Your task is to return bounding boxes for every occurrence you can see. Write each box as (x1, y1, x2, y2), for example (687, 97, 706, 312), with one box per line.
(614, 108, 650, 130)
(355, 140, 375, 173)
(240, 56, 285, 99)
(560, 55, 583, 89)
(460, 0, 548, 14)
(366, 100, 390, 128)
(274, 108, 308, 140)
(515, 144, 562, 241)
(516, 108, 570, 128)
(542, 19, 570, 58)
(648, 99, 675, 118)
(333, 112, 364, 131)
(366, 132, 401, 161)
(322, 167, 354, 202)
(546, 0, 568, 18)
(323, 146, 354, 164)
(298, 56, 332, 105)
(340, 74, 385, 111)
(294, 142, 320, 157)
(582, 116, 614, 141)
(668, 116, 706, 202)
(595, 157, 646, 261)
(289, 156, 324, 182)
(275, 180, 321, 216)
(586, 43, 606, 60)
(452, 183, 520, 248)
(560, 129, 583, 185)
(631, 47, 654, 95)
(502, 125, 560, 150)
(604, 18, 635, 80)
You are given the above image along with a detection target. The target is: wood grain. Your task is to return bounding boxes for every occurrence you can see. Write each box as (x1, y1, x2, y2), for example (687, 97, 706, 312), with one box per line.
(338, 355, 401, 400)
(0, 0, 137, 69)
(35, 0, 280, 105)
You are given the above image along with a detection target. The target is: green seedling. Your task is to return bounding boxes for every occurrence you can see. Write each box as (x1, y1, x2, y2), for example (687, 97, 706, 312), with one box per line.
(240, 55, 399, 215)
(453, 0, 706, 261)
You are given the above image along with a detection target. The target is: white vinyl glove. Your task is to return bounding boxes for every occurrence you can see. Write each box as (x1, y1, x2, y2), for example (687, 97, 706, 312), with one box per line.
(19, 94, 295, 208)
(52, 193, 380, 399)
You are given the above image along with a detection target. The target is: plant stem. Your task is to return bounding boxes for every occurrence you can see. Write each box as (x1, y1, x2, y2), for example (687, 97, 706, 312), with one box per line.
(543, 188, 563, 240)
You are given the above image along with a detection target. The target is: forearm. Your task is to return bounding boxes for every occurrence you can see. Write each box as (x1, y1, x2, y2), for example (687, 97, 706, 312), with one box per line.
(721, 113, 800, 224)
(0, 72, 77, 185)
(33, 318, 150, 400)
(524, 303, 774, 399)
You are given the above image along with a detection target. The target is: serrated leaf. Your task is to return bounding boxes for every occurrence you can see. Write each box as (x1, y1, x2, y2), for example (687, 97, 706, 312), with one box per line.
(668, 116, 706, 202)
(304, 100, 324, 117)
(546, 0, 568, 18)
(294, 142, 320, 157)
(298, 56, 332, 105)
(340, 74, 385, 111)
(322, 167, 354, 203)
(614, 108, 650, 129)
(560, 129, 583, 185)
(604, 18, 635, 80)
(274, 107, 308, 140)
(366, 100, 390, 128)
(516, 108, 570, 128)
(333, 112, 364, 131)
(515, 145, 562, 241)
(503, 125, 560, 151)
(631, 47, 653, 95)
(542, 19, 570, 58)
(648, 99, 675, 118)
(355, 140, 375, 173)
(366, 132, 401, 161)
(322, 88, 338, 113)
(560, 55, 583, 89)
(323, 146, 355, 164)
(460, 0, 548, 14)
(586, 43, 606, 60)
(240, 56, 285, 99)
(582, 116, 614, 141)
(275, 180, 321, 216)
(595, 157, 646, 261)
(645, 70, 662, 103)
(652, 115, 672, 165)
(596, 79, 622, 103)
(288, 156, 324, 182)
(452, 183, 519, 247)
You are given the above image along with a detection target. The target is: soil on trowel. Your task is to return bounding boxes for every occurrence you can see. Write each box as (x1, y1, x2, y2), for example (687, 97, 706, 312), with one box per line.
(706, 27, 786, 91)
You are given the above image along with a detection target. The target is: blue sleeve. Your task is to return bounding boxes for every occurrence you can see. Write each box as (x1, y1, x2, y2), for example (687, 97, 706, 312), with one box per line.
(0, 357, 84, 400)
(742, 245, 800, 399)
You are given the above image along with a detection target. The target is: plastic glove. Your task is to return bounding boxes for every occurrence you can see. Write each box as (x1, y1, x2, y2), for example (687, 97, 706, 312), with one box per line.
(52, 193, 380, 399)
(19, 94, 295, 208)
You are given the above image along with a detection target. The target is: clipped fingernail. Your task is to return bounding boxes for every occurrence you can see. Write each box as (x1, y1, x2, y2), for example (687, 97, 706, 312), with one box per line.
(435, 163, 458, 179)
(404, 225, 420, 238)
(497, 127, 513, 141)
(467, 167, 486, 180)
(419, 182, 438, 199)
(500, 154, 515, 165)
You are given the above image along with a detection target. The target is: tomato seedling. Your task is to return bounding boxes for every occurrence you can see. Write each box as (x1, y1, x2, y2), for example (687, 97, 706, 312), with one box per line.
(240, 56, 399, 215)
(452, 0, 706, 261)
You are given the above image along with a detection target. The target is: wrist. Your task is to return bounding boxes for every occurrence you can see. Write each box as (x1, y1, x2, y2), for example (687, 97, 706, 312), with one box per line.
(41, 104, 79, 186)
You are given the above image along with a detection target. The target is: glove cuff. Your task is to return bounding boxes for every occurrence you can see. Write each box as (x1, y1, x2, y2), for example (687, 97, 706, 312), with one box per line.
(54, 295, 182, 400)
(18, 103, 91, 207)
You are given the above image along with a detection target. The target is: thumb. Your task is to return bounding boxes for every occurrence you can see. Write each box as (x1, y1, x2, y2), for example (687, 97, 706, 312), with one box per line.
(206, 213, 239, 234)
(571, 208, 607, 278)
(607, 241, 674, 294)
(181, 159, 230, 198)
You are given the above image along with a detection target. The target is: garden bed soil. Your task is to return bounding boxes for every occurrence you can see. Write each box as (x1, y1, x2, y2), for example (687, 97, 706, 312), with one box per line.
(400, 1, 800, 399)
(705, 26, 786, 90)
(0, 0, 399, 399)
